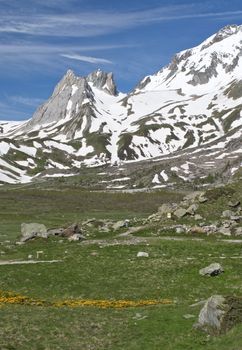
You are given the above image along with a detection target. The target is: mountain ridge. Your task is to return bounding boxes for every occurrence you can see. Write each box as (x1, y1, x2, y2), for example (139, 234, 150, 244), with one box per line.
(0, 24, 241, 187)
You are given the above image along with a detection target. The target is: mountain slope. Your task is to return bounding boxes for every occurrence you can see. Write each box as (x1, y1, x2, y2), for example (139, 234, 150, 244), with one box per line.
(0, 24, 241, 187)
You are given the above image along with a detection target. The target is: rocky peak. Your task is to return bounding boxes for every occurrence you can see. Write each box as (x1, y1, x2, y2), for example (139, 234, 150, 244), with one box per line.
(87, 69, 117, 96)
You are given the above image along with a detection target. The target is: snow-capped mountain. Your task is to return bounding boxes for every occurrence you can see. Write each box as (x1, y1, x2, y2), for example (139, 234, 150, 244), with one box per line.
(0, 24, 242, 187)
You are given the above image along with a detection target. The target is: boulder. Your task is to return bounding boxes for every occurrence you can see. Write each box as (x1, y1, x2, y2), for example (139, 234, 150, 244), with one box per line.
(199, 263, 224, 277)
(195, 295, 242, 335)
(20, 223, 47, 242)
(174, 208, 187, 219)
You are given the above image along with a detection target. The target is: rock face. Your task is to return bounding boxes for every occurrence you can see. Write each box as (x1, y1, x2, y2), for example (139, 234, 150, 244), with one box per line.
(196, 295, 242, 335)
(199, 263, 224, 277)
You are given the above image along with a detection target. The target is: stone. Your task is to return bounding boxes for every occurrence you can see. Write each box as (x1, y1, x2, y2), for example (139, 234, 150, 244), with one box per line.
(194, 214, 203, 221)
(68, 234, 85, 242)
(228, 200, 240, 208)
(195, 295, 227, 334)
(137, 252, 149, 258)
(21, 223, 47, 242)
(199, 263, 224, 276)
(112, 220, 129, 231)
(195, 295, 242, 335)
(218, 227, 232, 236)
(235, 227, 242, 236)
(158, 203, 176, 215)
(62, 223, 81, 237)
(222, 210, 234, 218)
(183, 314, 195, 319)
(47, 228, 65, 236)
(230, 216, 241, 222)
(198, 196, 208, 203)
(174, 208, 187, 219)
(176, 226, 186, 234)
(186, 204, 199, 215)
(189, 226, 206, 234)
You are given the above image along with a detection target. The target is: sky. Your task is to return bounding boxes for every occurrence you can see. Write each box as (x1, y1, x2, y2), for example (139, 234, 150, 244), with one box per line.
(1, 0, 242, 121)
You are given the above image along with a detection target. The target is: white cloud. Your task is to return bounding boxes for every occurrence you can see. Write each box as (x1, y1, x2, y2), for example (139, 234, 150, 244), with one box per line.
(60, 54, 113, 64)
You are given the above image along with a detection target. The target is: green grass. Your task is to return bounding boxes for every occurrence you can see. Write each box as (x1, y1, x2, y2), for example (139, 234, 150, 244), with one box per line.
(0, 183, 242, 349)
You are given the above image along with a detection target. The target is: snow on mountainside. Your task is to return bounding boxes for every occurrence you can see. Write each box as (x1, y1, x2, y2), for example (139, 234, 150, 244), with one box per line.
(0, 24, 242, 187)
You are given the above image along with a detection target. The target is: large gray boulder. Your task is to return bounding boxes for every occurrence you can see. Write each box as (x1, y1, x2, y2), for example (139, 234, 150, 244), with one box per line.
(21, 223, 47, 242)
(199, 263, 224, 276)
(195, 295, 242, 335)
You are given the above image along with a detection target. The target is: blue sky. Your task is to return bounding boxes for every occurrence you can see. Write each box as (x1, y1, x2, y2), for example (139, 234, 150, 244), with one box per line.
(1, 0, 242, 120)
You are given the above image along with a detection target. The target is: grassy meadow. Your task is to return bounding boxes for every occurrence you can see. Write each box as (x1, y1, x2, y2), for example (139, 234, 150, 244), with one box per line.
(0, 183, 242, 349)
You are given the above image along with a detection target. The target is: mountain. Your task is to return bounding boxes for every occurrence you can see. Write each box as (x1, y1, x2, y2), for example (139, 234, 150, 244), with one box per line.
(0, 24, 241, 188)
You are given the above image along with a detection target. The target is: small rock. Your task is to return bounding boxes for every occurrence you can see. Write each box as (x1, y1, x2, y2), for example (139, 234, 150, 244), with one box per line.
(218, 227, 232, 236)
(199, 263, 224, 277)
(222, 210, 234, 218)
(194, 214, 203, 221)
(113, 220, 129, 231)
(137, 252, 149, 258)
(174, 208, 187, 219)
(47, 228, 65, 236)
(228, 200, 240, 208)
(189, 226, 206, 234)
(158, 203, 176, 215)
(198, 196, 208, 203)
(230, 216, 241, 222)
(183, 314, 195, 319)
(186, 204, 199, 215)
(235, 227, 242, 236)
(62, 223, 81, 237)
(176, 226, 186, 234)
(68, 233, 85, 242)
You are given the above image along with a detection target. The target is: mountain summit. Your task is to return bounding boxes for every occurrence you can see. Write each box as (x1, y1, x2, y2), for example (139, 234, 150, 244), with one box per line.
(0, 25, 241, 186)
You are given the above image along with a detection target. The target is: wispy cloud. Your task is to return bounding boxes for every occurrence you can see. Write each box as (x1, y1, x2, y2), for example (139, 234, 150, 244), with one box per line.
(60, 53, 113, 64)
(0, 5, 242, 38)
(8, 95, 44, 107)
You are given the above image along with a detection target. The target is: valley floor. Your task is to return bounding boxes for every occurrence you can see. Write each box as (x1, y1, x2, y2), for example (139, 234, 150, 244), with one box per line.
(0, 183, 242, 349)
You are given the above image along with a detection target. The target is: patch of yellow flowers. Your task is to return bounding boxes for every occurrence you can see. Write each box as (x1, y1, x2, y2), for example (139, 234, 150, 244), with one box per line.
(0, 290, 173, 308)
